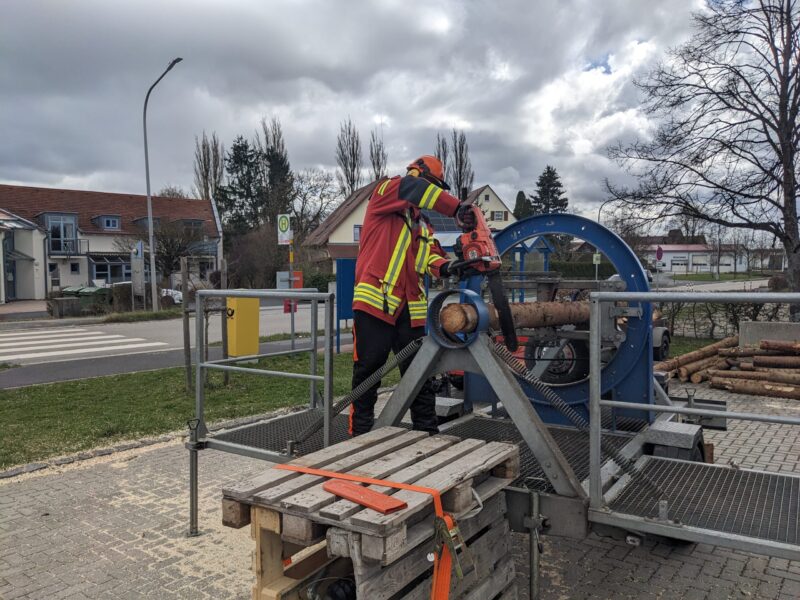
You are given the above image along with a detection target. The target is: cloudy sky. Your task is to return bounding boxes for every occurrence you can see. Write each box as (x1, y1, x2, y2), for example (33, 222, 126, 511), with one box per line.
(0, 0, 703, 215)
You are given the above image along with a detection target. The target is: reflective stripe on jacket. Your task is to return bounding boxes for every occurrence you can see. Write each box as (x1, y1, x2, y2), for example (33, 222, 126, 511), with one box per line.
(352, 175, 460, 327)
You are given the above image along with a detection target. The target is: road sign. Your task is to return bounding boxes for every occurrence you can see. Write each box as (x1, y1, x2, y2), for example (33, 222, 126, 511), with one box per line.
(277, 214, 292, 245)
(592, 252, 602, 265)
(131, 241, 145, 296)
(656, 245, 664, 261)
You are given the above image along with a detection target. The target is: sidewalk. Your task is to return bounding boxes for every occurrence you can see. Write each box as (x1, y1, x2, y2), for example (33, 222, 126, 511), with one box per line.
(0, 300, 49, 322)
(1, 386, 799, 599)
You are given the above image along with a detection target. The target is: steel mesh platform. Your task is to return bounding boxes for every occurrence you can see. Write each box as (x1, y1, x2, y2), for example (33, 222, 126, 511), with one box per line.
(443, 416, 631, 491)
(213, 409, 633, 494)
(610, 457, 800, 545)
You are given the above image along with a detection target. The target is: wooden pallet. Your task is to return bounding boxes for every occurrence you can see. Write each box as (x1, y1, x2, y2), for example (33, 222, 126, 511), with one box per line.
(223, 426, 520, 599)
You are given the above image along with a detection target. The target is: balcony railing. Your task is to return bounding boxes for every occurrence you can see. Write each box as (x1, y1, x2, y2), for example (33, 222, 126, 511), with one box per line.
(49, 238, 89, 256)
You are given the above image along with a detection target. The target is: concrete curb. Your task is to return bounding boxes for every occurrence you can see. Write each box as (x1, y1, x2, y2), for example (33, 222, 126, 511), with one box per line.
(0, 315, 108, 331)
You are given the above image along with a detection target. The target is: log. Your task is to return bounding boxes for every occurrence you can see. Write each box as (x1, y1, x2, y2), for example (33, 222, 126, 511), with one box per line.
(678, 356, 722, 382)
(707, 369, 800, 386)
(760, 339, 800, 354)
(654, 336, 738, 373)
(710, 377, 800, 400)
(718, 347, 782, 357)
(439, 301, 589, 334)
(690, 359, 730, 384)
(739, 362, 755, 371)
(753, 355, 800, 368)
(755, 367, 800, 374)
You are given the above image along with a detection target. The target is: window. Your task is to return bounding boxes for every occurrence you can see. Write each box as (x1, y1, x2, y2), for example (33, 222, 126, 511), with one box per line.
(183, 220, 204, 237)
(70, 262, 80, 274)
(484, 194, 489, 202)
(46, 214, 77, 253)
(102, 216, 120, 230)
(491, 211, 504, 221)
(353, 225, 362, 242)
(49, 263, 60, 288)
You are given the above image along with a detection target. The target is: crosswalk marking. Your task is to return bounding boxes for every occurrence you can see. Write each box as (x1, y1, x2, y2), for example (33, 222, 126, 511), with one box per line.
(0, 334, 126, 349)
(0, 327, 87, 339)
(0, 330, 104, 343)
(0, 327, 170, 363)
(0, 337, 137, 354)
(0, 342, 169, 362)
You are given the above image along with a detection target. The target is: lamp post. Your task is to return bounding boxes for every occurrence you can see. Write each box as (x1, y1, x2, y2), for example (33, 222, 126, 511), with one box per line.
(596, 198, 615, 226)
(143, 57, 182, 312)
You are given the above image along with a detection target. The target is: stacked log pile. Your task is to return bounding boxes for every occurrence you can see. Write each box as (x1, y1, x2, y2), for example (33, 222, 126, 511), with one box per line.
(655, 336, 800, 400)
(653, 336, 738, 384)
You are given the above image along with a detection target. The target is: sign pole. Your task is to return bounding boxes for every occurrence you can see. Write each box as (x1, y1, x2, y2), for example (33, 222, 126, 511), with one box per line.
(289, 241, 295, 350)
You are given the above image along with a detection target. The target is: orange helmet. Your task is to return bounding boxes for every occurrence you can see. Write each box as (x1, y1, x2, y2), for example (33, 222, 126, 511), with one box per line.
(407, 155, 450, 190)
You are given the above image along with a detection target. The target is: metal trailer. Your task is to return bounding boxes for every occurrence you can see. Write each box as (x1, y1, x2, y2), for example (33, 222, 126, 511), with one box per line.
(186, 218, 800, 597)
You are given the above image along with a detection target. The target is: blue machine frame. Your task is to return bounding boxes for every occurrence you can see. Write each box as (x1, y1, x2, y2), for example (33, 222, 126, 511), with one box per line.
(464, 214, 654, 426)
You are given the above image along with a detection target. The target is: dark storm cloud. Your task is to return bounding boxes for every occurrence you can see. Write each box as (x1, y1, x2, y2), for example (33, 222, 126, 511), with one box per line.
(0, 0, 699, 211)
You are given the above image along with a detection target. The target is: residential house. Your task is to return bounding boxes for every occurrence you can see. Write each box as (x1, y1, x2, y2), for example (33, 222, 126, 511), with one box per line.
(0, 184, 222, 302)
(304, 181, 516, 270)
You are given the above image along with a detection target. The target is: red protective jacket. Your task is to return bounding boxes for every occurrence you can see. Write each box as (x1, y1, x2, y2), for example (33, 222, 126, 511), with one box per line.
(353, 175, 461, 327)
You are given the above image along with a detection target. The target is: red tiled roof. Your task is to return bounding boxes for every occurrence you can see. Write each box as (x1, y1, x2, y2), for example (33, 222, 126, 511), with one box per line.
(304, 181, 378, 247)
(0, 184, 220, 237)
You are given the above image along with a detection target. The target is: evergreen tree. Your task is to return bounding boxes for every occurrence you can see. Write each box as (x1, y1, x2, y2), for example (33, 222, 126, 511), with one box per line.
(216, 136, 264, 236)
(513, 190, 532, 219)
(257, 117, 293, 227)
(530, 166, 568, 215)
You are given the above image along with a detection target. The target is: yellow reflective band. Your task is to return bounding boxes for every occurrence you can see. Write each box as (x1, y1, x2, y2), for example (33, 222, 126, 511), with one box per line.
(353, 293, 383, 310)
(414, 224, 430, 273)
(383, 227, 411, 287)
(427, 187, 443, 209)
(418, 184, 437, 209)
(377, 179, 390, 195)
(354, 284, 400, 308)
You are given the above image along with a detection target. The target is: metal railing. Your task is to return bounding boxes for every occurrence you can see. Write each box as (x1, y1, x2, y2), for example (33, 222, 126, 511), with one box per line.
(49, 237, 89, 255)
(193, 288, 335, 443)
(188, 289, 334, 536)
(588, 291, 800, 510)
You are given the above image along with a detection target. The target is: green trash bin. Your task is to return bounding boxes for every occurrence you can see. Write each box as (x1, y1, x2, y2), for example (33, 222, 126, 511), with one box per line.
(78, 287, 111, 309)
(61, 286, 84, 297)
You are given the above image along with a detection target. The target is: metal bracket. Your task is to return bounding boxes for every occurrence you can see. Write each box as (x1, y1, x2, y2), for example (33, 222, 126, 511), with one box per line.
(610, 306, 643, 318)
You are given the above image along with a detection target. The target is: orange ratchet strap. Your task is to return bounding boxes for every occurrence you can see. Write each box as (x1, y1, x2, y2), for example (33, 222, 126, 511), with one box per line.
(275, 464, 457, 599)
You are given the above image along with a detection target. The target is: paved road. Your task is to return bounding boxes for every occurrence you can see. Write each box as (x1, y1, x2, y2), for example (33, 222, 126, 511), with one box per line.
(665, 277, 770, 291)
(0, 334, 354, 389)
(1, 385, 799, 599)
(0, 304, 329, 367)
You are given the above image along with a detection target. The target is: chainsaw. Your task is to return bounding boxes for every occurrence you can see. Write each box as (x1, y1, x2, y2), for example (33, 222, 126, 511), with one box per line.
(451, 193, 518, 352)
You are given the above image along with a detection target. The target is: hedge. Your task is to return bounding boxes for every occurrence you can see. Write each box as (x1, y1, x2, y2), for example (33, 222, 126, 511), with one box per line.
(548, 261, 617, 279)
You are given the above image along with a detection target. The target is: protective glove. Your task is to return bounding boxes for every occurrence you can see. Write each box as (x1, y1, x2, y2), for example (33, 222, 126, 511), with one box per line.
(455, 203, 477, 230)
(439, 261, 458, 279)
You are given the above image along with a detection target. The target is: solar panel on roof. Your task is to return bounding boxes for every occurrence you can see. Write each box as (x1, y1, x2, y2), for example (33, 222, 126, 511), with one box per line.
(422, 209, 460, 232)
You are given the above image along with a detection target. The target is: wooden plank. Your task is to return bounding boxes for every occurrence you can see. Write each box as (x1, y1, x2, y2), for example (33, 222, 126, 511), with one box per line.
(361, 479, 509, 564)
(497, 585, 519, 600)
(319, 438, 486, 522)
(223, 426, 407, 501)
(403, 520, 511, 600)
(281, 514, 327, 546)
(254, 430, 428, 505)
(461, 554, 516, 600)
(280, 434, 457, 514)
(222, 497, 251, 529)
(356, 515, 511, 600)
(251, 507, 283, 600)
(349, 441, 517, 535)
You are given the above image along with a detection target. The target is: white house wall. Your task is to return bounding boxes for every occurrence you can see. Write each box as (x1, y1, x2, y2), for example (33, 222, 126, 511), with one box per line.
(13, 229, 46, 300)
(329, 203, 368, 244)
(474, 188, 516, 230)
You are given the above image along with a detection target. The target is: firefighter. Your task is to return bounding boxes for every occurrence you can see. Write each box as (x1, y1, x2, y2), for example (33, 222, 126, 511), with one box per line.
(349, 155, 474, 436)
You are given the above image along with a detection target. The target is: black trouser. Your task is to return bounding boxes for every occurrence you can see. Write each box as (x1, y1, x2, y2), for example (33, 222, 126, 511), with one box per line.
(350, 307, 438, 436)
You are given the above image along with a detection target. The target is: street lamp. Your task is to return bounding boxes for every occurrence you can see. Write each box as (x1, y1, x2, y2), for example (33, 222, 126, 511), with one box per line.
(596, 198, 615, 226)
(143, 57, 182, 312)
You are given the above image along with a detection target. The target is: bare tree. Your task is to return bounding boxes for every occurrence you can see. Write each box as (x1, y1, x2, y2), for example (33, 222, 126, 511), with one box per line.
(607, 0, 800, 318)
(292, 169, 341, 242)
(449, 128, 474, 199)
(158, 185, 189, 198)
(193, 131, 225, 201)
(369, 129, 388, 180)
(335, 118, 363, 197)
(434, 132, 450, 184)
(255, 116, 294, 226)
